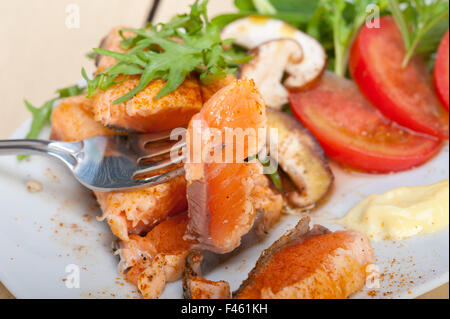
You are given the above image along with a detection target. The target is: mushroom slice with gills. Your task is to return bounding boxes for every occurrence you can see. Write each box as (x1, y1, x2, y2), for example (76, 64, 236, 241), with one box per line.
(222, 16, 327, 92)
(240, 39, 303, 110)
(266, 109, 334, 209)
(233, 217, 375, 299)
(183, 251, 231, 299)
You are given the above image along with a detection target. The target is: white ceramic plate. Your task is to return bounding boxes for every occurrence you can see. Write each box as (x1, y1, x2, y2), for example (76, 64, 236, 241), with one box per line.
(0, 120, 448, 299)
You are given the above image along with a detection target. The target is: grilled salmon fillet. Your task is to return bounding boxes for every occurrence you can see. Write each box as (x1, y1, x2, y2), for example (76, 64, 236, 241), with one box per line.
(185, 79, 268, 254)
(51, 95, 119, 141)
(92, 76, 203, 133)
(200, 74, 236, 103)
(95, 176, 188, 241)
(95, 26, 135, 73)
(234, 218, 374, 299)
(51, 95, 188, 241)
(118, 213, 194, 299)
(251, 174, 284, 234)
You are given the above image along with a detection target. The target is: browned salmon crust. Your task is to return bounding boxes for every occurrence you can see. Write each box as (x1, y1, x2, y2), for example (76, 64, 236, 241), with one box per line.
(234, 218, 374, 299)
(92, 76, 203, 133)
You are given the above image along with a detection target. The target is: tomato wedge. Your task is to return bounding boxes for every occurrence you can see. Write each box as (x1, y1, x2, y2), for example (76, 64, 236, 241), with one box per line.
(434, 30, 449, 111)
(350, 16, 449, 139)
(289, 72, 442, 173)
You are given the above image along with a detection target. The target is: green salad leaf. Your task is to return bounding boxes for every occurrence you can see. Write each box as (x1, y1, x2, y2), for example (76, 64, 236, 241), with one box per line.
(317, 0, 390, 76)
(83, 0, 250, 104)
(388, 0, 449, 67)
(214, 0, 318, 29)
(223, 0, 448, 76)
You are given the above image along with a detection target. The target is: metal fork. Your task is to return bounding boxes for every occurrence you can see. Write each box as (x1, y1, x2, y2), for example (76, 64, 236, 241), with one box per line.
(0, 131, 186, 192)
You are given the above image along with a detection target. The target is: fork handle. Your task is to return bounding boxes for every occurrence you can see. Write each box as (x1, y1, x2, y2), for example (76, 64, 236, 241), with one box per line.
(0, 139, 53, 155)
(0, 139, 78, 168)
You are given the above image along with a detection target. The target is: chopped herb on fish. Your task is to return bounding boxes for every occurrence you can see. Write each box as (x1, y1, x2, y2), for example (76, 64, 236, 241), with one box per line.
(83, 0, 251, 104)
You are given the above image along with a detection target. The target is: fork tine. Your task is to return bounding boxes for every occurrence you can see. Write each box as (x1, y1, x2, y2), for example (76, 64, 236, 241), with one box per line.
(133, 154, 186, 178)
(137, 141, 186, 163)
(132, 166, 186, 189)
(132, 129, 178, 150)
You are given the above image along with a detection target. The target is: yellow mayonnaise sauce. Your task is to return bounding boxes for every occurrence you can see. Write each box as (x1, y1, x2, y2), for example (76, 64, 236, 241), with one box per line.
(339, 179, 449, 241)
(249, 15, 270, 25)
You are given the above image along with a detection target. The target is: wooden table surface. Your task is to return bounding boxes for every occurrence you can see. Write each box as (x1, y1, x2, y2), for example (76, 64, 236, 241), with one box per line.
(0, 0, 447, 299)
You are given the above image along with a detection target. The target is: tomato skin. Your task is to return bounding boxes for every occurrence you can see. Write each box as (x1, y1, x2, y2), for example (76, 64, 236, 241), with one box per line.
(289, 72, 442, 174)
(350, 16, 449, 139)
(434, 30, 449, 111)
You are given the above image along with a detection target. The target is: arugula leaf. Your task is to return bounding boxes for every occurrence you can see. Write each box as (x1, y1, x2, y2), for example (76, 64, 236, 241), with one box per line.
(22, 99, 56, 141)
(84, 0, 247, 104)
(234, 0, 256, 11)
(19, 84, 85, 160)
(259, 158, 284, 192)
(247, 154, 284, 192)
(86, 51, 96, 60)
(388, 0, 449, 67)
(253, 0, 276, 15)
(316, 0, 390, 76)
(221, 0, 317, 28)
(223, 0, 446, 76)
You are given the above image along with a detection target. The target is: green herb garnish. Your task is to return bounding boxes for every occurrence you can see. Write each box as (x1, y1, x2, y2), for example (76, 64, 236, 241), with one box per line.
(223, 0, 448, 76)
(388, 0, 449, 67)
(82, 0, 250, 104)
(86, 51, 96, 60)
(316, 0, 390, 77)
(248, 154, 284, 192)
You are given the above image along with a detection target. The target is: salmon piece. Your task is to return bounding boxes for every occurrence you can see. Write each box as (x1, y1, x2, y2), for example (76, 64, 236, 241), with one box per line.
(200, 74, 236, 103)
(118, 213, 195, 298)
(51, 95, 119, 141)
(183, 251, 231, 299)
(185, 79, 268, 253)
(96, 26, 135, 73)
(50, 95, 188, 241)
(234, 218, 375, 299)
(251, 175, 284, 234)
(92, 76, 203, 133)
(95, 177, 187, 241)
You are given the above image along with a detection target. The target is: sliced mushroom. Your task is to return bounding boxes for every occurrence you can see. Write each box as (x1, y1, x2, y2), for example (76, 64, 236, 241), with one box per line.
(240, 39, 303, 110)
(183, 251, 231, 299)
(266, 109, 334, 209)
(222, 16, 327, 91)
